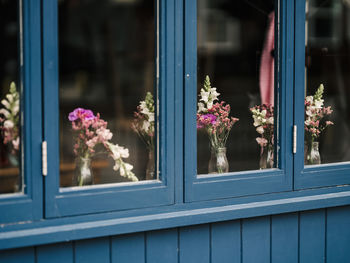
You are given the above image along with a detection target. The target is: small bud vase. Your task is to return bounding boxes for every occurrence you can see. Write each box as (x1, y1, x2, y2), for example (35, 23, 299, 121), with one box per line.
(208, 147, 229, 174)
(304, 141, 321, 165)
(146, 150, 155, 180)
(259, 144, 274, 169)
(73, 156, 93, 186)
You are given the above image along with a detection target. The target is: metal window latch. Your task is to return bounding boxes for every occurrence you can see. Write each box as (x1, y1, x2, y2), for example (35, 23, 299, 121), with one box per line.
(293, 125, 297, 154)
(42, 141, 47, 176)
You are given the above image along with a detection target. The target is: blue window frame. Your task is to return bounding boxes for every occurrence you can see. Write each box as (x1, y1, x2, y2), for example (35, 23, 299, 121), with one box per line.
(1, 0, 350, 228)
(0, 0, 43, 224)
(294, 0, 350, 190)
(184, 0, 294, 202)
(42, 0, 175, 218)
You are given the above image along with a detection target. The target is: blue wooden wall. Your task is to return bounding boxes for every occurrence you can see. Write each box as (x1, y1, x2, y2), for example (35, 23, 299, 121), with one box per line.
(1, 206, 350, 263)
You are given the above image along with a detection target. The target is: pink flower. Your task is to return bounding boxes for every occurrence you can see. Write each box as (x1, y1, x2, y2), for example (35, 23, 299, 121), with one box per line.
(256, 137, 268, 147)
(68, 108, 95, 121)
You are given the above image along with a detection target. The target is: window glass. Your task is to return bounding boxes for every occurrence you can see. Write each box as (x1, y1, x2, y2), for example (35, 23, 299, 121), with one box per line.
(0, 0, 22, 194)
(59, 0, 157, 187)
(304, 0, 349, 165)
(197, 0, 277, 174)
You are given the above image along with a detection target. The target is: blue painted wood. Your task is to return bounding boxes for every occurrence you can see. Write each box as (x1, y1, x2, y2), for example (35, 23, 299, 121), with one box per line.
(242, 217, 270, 263)
(326, 206, 350, 262)
(74, 238, 110, 263)
(211, 221, 240, 263)
(179, 225, 210, 263)
(2, 188, 350, 250)
(0, 0, 43, 224)
(174, 0, 184, 204)
(36, 243, 73, 263)
(299, 210, 326, 263)
(271, 213, 298, 263)
(111, 233, 145, 263)
(184, 0, 293, 203)
(0, 247, 35, 263)
(43, 0, 174, 218)
(146, 229, 178, 263)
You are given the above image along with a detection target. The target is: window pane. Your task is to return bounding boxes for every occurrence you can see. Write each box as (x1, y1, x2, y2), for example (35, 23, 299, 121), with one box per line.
(0, 0, 22, 194)
(197, 0, 277, 174)
(304, 0, 349, 165)
(59, 0, 157, 187)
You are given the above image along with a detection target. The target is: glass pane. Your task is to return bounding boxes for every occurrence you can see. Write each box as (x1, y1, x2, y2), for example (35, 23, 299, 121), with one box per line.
(59, 0, 157, 187)
(0, 0, 22, 194)
(304, 0, 348, 165)
(197, 0, 277, 174)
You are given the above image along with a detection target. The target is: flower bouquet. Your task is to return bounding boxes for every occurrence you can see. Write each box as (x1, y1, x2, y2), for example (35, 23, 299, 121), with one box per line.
(250, 104, 274, 169)
(69, 108, 138, 186)
(0, 82, 20, 166)
(304, 84, 333, 165)
(132, 92, 155, 180)
(197, 76, 239, 173)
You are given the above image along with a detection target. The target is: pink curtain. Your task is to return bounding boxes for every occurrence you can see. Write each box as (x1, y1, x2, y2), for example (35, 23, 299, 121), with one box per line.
(259, 11, 275, 106)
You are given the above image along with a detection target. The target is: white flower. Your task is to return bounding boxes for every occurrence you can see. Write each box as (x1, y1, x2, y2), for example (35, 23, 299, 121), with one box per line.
(12, 105, 19, 115)
(305, 96, 313, 103)
(200, 90, 209, 103)
(210, 88, 220, 100)
(142, 120, 150, 131)
(0, 108, 10, 118)
(6, 94, 13, 103)
(256, 126, 264, 134)
(107, 142, 129, 159)
(148, 112, 155, 122)
(4, 120, 14, 129)
(113, 162, 120, 171)
(96, 128, 113, 141)
(120, 163, 133, 176)
(261, 110, 267, 117)
(207, 101, 213, 110)
(314, 99, 324, 109)
(267, 117, 274, 125)
(1, 99, 10, 109)
(197, 102, 205, 113)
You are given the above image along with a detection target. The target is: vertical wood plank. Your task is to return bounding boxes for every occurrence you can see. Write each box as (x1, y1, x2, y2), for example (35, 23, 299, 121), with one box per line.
(146, 228, 178, 263)
(271, 213, 298, 263)
(242, 216, 270, 263)
(299, 210, 326, 263)
(36, 242, 73, 263)
(326, 206, 350, 262)
(211, 220, 241, 263)
(75, 237, 110, 263)
(0, 247, 35, 263)
(111, 233, 145, 263)
(179, 225, 210, 263)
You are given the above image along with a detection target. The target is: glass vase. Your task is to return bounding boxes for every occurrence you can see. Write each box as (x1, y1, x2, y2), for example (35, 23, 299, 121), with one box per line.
(73, 156, 93, 186)
(259, 144, 274, 169)
(305, 141, 321, 165)
(208, 147, 229, 174)
(145, 150, 155, 180)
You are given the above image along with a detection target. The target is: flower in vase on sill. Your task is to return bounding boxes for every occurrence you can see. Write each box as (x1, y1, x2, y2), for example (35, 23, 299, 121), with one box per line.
(69, 108, 138, 182)
(0, 82, 20, 155)
(132, 92, 155, 151)
(250, 104, 274, 169)
(304, 84, 333, 141)
(197, 76, 239, 150)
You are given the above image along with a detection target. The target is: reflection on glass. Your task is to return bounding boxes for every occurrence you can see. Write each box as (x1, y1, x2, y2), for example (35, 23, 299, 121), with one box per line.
(0, 0, 22, 194)
(197, 0, 276, 174)
(304, 0, 350, 165)
(59, 0, 157, 187)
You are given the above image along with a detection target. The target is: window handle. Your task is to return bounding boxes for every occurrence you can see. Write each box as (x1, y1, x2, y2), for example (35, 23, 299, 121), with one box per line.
(42, 141, 47, 176)
(293, 125, 297, 154)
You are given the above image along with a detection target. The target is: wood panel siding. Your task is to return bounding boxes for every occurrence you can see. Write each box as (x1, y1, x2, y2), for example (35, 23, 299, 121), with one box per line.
(1, 207, 350, 263)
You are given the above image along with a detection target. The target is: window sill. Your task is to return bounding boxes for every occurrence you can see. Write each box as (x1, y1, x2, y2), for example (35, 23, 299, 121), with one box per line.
(1, 186, 350, 250)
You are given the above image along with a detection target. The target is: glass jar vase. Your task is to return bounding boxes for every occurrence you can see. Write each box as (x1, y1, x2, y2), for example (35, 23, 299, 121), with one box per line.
(305, 141, 321, 165)
(73, 156, 93, 186)
(208, 147, 229, 174)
